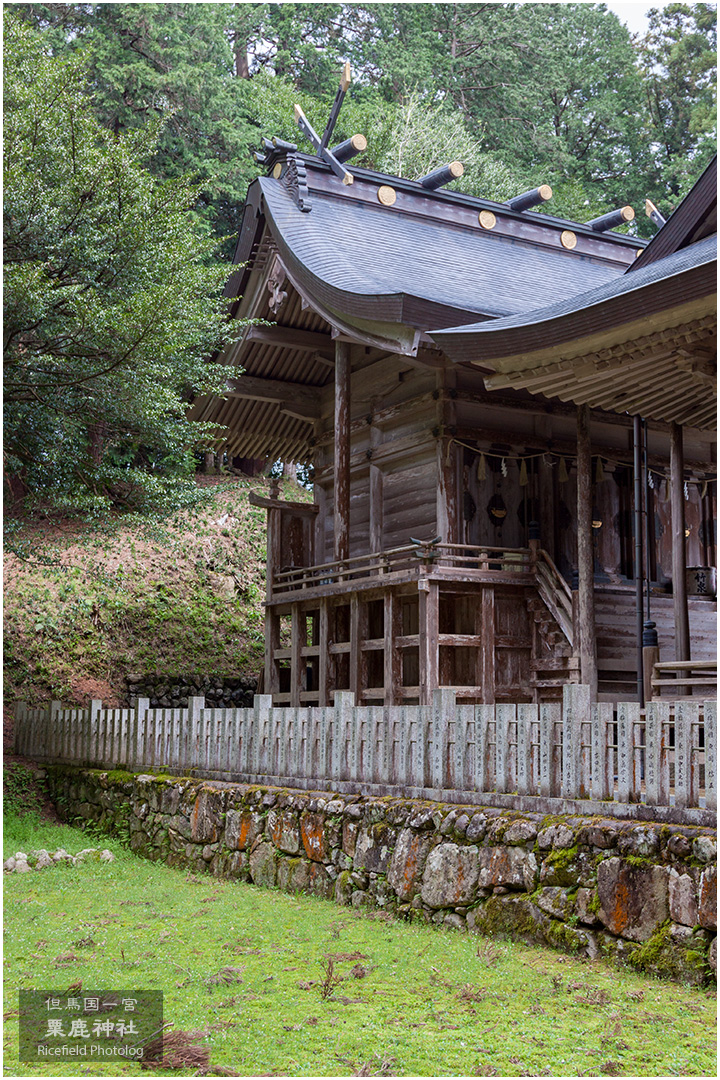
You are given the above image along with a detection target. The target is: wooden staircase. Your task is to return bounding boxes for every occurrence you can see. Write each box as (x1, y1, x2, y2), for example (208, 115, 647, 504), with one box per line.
(526, 590, 580, 700)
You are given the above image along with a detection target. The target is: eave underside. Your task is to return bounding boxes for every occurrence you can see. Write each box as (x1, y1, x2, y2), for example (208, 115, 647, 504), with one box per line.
(480, 307, 717, 430)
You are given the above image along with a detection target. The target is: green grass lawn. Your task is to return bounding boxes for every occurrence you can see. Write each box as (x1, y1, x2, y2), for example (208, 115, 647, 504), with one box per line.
(3, 814, 716, 1078)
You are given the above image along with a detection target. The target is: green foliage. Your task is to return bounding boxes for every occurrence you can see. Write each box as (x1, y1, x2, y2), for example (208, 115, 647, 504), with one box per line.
(3, 13, 236, 517)
(12, 1, 265, 250)
(3, 764, 45, 817)
(10, 3, 716, 245)
(639, 2, 717, 202)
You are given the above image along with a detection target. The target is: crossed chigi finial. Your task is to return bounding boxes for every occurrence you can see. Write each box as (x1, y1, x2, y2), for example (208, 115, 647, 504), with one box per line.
(294, 61, 355, 185)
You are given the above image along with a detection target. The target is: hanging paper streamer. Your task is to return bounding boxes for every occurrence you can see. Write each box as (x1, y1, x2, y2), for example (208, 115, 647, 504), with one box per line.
(648, 471, 654, 489)
(663, 479, 670, 501)
(595, 456, 605, 484)
(501, 458, 508, 477)
(477, 453, 486, 483)
(684, 480, 689, 500)
(519, 458, 528, 486)
(559, 457, 569, 484)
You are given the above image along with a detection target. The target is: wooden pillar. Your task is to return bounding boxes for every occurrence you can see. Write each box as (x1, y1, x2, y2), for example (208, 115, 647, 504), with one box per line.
(480, 586, 495, 704)
(369, 418, 383, 554)
(318, 600, 330, 707)
(384, 592, 400, 706)
(264, 609, 280, 698)
(539, 450, 556, 561)
(313, 471, 327, 565)
(349, 592, 361, 700)
(576, 405, 598, 699)
(369, 465, 383, 554)
(290, 603, 304, 707)
(418, 581, 439, 705)
(670, 422, 691, 663)
(264, 505, 282, 701)
(436, 370, 458, 544)
(334, 341, 351, 563)
(266, 507, 281, 600)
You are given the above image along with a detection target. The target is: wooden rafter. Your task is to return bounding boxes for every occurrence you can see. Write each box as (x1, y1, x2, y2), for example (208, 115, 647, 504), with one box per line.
(225, 374, 321, 421)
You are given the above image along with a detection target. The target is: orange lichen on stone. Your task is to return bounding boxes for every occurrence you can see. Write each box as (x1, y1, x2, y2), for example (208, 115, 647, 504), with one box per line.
(300, 812, 327, 862)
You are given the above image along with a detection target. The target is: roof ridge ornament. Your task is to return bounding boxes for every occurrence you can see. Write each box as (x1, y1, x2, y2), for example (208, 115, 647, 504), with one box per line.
(293, 63, 356, 185)
(281, 155, 312, 213)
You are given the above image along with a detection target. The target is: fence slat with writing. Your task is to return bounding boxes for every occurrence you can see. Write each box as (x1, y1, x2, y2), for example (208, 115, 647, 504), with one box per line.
(475, 705, 493, 793)
(495, 704, 514, 793)
(704, 700, 716, 812)
(591, 703, 613, 801)
(517, 704, 536, 796)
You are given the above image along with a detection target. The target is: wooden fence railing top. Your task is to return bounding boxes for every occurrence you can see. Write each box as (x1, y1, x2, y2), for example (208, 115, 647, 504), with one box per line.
(14, 687, 716, 827)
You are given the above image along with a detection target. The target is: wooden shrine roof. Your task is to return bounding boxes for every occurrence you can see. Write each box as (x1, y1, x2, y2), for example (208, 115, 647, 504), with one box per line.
(430, 235, 717, 430)
(632, 156, 716, 271)
(190, 145, 653, 461)
(226, 154, 643, 336)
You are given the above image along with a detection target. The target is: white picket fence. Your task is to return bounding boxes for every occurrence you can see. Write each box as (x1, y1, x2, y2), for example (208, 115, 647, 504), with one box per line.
(14, 687, 716, 818)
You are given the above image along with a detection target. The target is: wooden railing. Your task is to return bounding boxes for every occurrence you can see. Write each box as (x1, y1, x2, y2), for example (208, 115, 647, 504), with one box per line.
(14, 688, 715, 823)
(271, 542, 534, 596)
(534, 549, 574, 644)
(652, 660, 717, 698)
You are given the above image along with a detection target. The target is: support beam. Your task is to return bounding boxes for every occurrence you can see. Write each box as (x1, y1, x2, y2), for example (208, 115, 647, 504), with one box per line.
(225, 374, 322, 420)
(369, 464, 383, 553)
(576, 405, 598, 698)
(481, 587, 495, 704)
(349, 593, 361, 700)
(437, 372, 459, 543)
(245, 324, 334, 354)
(290, 603, 304, 707)
(265, 610, 280, 698)
(670, 422, 691, 666)
(334, 341, 351, 563)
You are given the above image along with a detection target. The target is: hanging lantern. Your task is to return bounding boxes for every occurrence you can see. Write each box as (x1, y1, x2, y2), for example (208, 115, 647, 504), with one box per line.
(519, 458, 528, 486)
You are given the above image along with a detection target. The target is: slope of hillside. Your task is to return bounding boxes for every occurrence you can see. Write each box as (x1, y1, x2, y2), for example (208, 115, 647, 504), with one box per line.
(4, 476, 306, 709)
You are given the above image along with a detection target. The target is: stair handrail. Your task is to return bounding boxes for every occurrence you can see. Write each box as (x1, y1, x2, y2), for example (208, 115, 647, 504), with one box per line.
(534, 549, 574, 646)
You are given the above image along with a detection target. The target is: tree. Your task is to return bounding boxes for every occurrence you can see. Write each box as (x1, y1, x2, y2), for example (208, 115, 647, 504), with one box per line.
(639, 2, 717, 204)
(3, 13, 234, 516)
(12, 2, 267, 253)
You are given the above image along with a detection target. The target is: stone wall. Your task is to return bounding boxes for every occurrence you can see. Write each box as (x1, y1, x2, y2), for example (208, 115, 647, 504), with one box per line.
(46, 768, 716, 985)
(125, 674, 258, 710)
